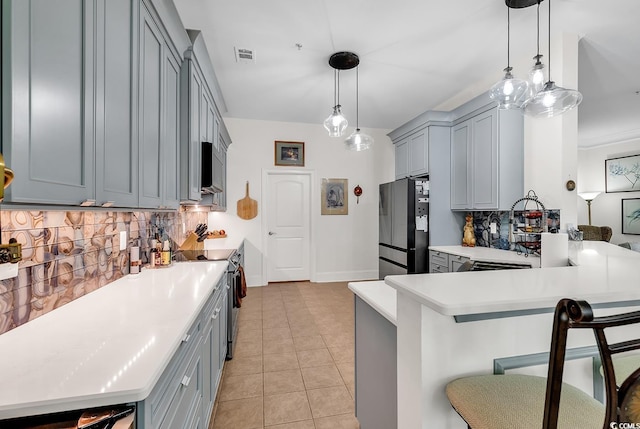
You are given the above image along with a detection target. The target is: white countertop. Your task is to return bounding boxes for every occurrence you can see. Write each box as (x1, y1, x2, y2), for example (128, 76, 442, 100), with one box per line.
(0, 261, 228, 419)
(429, 245, 541, 267)
(348, 281, 397, 325)
(387, 241, 640, 317)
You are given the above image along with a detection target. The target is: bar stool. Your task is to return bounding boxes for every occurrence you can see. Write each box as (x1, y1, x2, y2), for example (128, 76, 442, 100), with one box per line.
(446, 299, 640, 428)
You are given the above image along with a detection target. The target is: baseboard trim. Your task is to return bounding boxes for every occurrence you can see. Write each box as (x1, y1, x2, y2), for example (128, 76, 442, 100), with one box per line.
(314, 270, 378, 283)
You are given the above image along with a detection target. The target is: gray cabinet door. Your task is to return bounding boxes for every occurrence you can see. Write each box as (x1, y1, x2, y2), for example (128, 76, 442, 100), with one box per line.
(2, 0, 95, 205)
(163, 50, 181, 209)
(471, 109, 498, 209)
(182, 62, 204, 202)
(451, 121, 471, 209)
(409, 130, 428, 177)
(394, 139, 409, 180)
(95, 0, 139, 208)
(138, 6, 163, 208)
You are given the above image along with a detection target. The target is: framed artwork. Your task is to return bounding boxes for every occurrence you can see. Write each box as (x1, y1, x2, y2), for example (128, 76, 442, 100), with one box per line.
(274, 141, 305, 167)
(622, 198, 640, 235)
(321, 178, 348, 215)
(605, 154, 640, 193)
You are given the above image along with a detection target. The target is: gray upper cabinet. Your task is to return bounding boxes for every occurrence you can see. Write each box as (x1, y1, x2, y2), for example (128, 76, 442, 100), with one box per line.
(394, 128, 428, 180)
(180, 30, 231, 209)
(450, 106, 523, 210)
(2, 0, 188, 209)
(95, 0, 139, 208)
(2, 0, 95, 205)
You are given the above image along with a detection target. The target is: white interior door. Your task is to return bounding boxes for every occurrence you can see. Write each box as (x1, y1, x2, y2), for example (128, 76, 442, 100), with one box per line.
(266, 173, 311, 282)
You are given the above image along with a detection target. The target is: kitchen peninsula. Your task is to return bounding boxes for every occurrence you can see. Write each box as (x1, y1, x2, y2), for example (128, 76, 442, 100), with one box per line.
(352, 241, 640, 428)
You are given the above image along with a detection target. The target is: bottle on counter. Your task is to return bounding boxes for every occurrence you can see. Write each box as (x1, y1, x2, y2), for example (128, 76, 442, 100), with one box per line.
(130, 245, 140, 274)
(161, 240, 171, 266)
(149, 239, 159, 268)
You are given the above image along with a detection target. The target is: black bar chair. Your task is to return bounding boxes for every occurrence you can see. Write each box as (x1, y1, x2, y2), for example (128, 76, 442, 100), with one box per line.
(446, 298, 640, 428)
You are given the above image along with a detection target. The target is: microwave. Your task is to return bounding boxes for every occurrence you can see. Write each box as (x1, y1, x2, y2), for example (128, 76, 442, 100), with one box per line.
(201, 141, 222, 194)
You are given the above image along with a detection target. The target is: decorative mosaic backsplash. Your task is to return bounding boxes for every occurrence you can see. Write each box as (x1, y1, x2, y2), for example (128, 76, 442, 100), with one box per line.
(471, 209, 561, 249)
(0, 210, 208, 335)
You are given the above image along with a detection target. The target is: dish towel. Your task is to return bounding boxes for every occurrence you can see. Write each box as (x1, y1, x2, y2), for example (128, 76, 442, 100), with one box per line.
(235, 265, 248, 307)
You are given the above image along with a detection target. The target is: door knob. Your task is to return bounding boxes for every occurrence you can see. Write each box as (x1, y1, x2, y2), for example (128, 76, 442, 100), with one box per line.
(268, 231, 276, 235)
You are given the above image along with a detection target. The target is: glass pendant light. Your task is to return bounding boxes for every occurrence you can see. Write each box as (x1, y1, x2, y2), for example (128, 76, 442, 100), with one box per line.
(323, 69, 348, 137)
(345, 66, 373, 151)
(527, 1, 546, 96)
(489, 6, 529, 109)
(522, 0, 582, 117)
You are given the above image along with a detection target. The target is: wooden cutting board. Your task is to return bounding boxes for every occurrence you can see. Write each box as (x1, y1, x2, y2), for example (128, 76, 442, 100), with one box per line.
(237, 181, 258, 220)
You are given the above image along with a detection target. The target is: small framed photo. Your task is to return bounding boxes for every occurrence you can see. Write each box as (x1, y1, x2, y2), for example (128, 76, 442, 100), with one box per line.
(605, 154, 640, 193)
(622, 198, 640, 234)
(274, 141, 305, 167)
(321, 178, 348, 215)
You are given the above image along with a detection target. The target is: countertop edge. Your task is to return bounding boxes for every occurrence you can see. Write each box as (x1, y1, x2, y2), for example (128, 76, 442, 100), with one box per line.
(348, 281, 397, 325)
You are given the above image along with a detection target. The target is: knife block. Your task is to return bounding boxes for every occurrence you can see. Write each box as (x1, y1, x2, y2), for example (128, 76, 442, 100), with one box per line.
(179, 232, 204, 251)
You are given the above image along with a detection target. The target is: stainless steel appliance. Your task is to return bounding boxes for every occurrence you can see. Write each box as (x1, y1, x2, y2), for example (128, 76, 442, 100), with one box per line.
(379, 177, 429, 278)
(456, 260, 532, 271)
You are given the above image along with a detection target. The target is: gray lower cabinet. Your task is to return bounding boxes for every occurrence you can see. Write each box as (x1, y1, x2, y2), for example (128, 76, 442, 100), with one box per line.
(448, 253, 470, 272)
(355, 296, 397, 429)
(450, 106, 523, 210)
(137, 273, 227, 428)
(429, 250, 450, 273)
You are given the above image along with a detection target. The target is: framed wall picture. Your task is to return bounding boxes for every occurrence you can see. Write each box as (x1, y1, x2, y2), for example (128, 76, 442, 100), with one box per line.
(622, 198, 640, 235)
(274, 141, 305, 166)
(605, 154, 640, 192)
(321, 178, 348, 215)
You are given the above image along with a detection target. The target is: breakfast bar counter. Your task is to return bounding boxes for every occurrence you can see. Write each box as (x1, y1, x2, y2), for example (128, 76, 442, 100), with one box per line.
(359, 241, 640, 428)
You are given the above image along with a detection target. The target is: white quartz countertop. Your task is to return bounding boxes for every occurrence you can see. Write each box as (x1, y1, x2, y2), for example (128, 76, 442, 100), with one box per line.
(0, 261, 228, 419)
(429, 245, 541, 268)
(388, 241, 640, 317)
(348, 281, 397, 325)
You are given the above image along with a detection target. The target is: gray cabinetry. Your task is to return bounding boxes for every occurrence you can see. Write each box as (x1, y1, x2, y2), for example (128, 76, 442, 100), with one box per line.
(2, 0, 95, 205)
(138, 273, 227, 429)
(448, 253, 470, 272)
(429, 250, 450, 273)
(394, 128, 428, 180)
(2, 0, 187, 209)
(450, 106, 523, 210)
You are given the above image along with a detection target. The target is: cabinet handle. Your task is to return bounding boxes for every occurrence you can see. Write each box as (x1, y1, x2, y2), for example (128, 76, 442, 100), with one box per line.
(80, 199, 96, 207)
(212, 306, 222, 319)
(181, 375, 191, 387)
(181, 334, 191, 343)
(101, 201, 115, 208)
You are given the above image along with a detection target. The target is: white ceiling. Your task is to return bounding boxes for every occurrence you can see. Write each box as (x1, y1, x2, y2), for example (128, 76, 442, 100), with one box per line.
(173, 0, 640, 148)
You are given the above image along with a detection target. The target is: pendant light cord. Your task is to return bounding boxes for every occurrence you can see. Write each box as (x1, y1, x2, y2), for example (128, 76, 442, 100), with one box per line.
(507, 7, 510, 68)
(355, 66, 359, 129)
(547, 0, 552, 80)
(333, 69, 338, 107)
(536, 1, 541, 59)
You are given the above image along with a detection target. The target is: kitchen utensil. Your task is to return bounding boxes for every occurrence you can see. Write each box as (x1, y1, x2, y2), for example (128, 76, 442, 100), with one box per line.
(179, 232, 199, 250)
(237, 181, 258, 220)
(195, 223, 208, 242)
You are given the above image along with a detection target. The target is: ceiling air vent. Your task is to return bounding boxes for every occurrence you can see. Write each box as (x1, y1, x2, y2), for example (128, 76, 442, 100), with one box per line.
(234, 47, 255, 64)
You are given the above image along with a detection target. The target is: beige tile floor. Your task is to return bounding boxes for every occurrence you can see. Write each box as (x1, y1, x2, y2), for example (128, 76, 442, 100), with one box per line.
(210, 281, 360, 429)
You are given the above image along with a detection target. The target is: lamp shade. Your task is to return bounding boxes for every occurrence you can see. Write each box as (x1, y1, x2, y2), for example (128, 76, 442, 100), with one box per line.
(344, 128, 373, 151)
(489, 68, 530, 109)
(323, 105, 348, 137)
(522, 81, 583, 117)
(578, 191, 601, 201)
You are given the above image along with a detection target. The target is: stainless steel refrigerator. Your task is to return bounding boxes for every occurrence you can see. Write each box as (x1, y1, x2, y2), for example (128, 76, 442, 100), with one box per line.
(379, 177, 429, 279)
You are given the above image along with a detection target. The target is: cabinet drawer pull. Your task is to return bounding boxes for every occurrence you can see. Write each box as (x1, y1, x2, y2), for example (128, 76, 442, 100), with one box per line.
(181, 375, 191, 387)
(101, 201, 115, 208)
(212, 306, 222, 319)
(181, 334, 191, 343)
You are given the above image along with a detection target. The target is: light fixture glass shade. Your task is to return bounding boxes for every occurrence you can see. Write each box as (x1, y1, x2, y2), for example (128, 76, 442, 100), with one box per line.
(578, 191, 601, 201)
(522, 81, 583, 118)
(489, 68, 529, 109)
(323, 105, 348, 137)
(528, 60, 546, 96)
(344, 128, 373, 151)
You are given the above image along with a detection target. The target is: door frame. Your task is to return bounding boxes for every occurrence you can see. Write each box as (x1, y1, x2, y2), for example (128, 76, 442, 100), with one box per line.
(261, 169, 316, 285)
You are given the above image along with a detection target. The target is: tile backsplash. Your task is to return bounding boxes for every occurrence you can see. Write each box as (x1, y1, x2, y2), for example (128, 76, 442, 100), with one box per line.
(0, 209, 208, 335)
(471, 209, 561, 249)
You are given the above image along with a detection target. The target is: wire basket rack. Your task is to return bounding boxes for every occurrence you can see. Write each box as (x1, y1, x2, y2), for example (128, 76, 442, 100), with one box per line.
(508, 190, 548, 256)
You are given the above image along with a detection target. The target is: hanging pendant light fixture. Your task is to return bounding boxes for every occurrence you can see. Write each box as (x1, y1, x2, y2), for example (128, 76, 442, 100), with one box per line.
(489, 5, 529, 109)
(522, 0, 582, 117)
(345, 65, 374, 151)
(323, 69, 348, 137)
(323, 52, 359, 137)
(527, 0, 546, 96)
